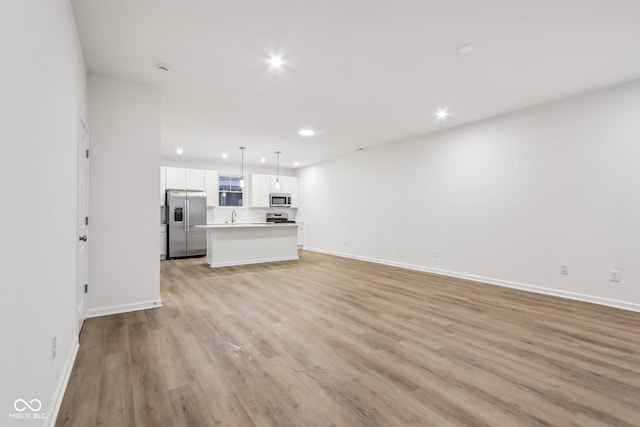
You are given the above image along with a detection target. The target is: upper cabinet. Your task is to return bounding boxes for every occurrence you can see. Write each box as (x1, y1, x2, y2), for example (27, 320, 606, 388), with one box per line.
(288, 176, 299, 208)
(204, 170, 218, 207)
(165, 167, 186, 190)
(249, 174, 271, 208)
(165, 167, 205, 191)
(161, 167, 217, 206)
(185, 169, 205, 190)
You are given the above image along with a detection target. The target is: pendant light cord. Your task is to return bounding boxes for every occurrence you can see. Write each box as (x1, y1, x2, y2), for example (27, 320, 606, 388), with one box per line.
(240, 147, 245, 178)
(239, 146, 246, 188)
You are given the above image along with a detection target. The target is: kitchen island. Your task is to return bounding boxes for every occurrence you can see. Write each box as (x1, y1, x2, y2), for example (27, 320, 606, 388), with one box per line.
(195, 223, 299, 268)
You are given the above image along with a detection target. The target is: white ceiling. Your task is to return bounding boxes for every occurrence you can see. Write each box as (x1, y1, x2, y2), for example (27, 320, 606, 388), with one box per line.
(72, 0, 640, 168)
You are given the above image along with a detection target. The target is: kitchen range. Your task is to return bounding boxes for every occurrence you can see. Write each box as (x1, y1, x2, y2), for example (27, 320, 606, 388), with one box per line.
(265, 212, 296, 224)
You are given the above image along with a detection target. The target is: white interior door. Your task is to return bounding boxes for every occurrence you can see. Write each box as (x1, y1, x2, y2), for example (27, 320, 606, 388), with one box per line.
(76, 117, 89, 333)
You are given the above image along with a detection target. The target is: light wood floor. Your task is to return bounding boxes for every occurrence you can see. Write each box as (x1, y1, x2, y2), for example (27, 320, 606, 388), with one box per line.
(56, 250, 640, 426)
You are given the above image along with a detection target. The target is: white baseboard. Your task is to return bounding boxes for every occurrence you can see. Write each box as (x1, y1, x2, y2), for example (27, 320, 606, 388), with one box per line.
(86, 299, 163, 318)
(209, 255, 299, 268)
(46, 338, 79, 427)
(304, 247, 640, 313)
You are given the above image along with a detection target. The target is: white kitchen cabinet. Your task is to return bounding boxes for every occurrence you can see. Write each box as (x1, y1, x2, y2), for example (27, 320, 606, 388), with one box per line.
(185, 168, 205, 190)
(249, 174, 271, 208)
(287, 176, 299, 208)
(204, 170, 218, 207)
(269, 174, 291, 193)
(160, 225, 166, 259)
(163, 167, 217, 206)
(165, 167, 186, 190)
(268, 175, 284, 192)
(268, 175, 280, 193)
(160, 166, 166, 206)
(297, 222, 304, 247)
(164, 167, 208, 190)
(199, 223, 298, 267)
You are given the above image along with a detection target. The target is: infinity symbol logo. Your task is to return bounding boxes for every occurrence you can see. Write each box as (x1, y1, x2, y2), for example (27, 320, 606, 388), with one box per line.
(14, 399, 42, 412)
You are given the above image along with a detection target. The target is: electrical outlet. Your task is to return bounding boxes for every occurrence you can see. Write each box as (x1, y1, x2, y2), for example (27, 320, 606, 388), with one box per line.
(560, 265, 569, 275)
(433, 250, 438, 258)
(52, 335, 57, 360)
(609, 270, 621, 282)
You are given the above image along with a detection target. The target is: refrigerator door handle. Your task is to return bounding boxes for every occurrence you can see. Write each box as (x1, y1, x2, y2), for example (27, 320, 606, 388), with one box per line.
(184, 200, 188, 232)
(186, 199, 190, 232)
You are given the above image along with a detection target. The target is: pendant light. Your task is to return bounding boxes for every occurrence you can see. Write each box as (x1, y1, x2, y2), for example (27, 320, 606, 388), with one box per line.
(239, 146, 246, 188)
(274, 151, 281, 190)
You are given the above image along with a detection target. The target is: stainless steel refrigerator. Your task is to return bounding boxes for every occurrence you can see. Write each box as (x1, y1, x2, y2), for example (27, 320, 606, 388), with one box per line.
(166, 190, 207, 258)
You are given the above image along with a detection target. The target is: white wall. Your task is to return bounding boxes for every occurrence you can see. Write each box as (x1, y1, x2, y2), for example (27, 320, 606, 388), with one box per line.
(0, 1, 87, 425)
(299, 80, 640, 311)
(88, 74, 161, 316)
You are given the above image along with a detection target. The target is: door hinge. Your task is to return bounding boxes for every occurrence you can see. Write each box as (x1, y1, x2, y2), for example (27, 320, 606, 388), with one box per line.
(84, 284, 88, 293)
(85, 149, 89, 159)
(85, 216, 89, 226)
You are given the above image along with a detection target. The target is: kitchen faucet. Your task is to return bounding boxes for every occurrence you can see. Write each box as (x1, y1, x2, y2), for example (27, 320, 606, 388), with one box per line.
(231, 210, 237, 224)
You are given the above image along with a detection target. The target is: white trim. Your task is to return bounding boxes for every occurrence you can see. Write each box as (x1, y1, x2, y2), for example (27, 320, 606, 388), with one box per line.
(304, 247, 640, 313)
(46, 337, 79, 427)
(86, 299, 163, 318)
(208, 255, 299, 268)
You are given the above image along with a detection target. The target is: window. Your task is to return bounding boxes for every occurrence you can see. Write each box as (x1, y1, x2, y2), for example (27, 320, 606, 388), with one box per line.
(218, 175, 243, 207)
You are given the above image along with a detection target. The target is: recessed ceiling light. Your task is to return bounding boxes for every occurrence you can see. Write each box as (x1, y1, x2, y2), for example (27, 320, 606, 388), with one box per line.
(457, 44, 474, 54)
(294, 161, 300, 167)
(435, 108, 450, 120)
(222, 153, 228, 159)
(260, 157, 266, 163)
(268, 56, 284, 69)
(176, 148, 183, 155)
(299, 129, 315, 137)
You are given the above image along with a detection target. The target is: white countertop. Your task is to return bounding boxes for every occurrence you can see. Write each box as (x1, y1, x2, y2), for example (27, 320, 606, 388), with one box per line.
(195, 222, 298, 229)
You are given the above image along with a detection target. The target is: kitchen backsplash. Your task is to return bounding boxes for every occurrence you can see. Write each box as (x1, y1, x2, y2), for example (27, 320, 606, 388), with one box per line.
(160, 205, 296, 224)
(208, 207, 297, 224)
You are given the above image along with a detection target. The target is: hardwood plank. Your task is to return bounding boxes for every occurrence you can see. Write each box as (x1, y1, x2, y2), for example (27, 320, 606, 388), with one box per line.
(54, 346, 103, 427)
(128, 320, 179, 427)
(167, 384, 217, 427)
(95, 351, 134, 427)
(56, 251, 640, 426)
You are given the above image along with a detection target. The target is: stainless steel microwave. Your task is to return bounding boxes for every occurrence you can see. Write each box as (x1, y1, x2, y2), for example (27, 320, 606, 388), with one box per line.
(270, 193, 291, 207)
